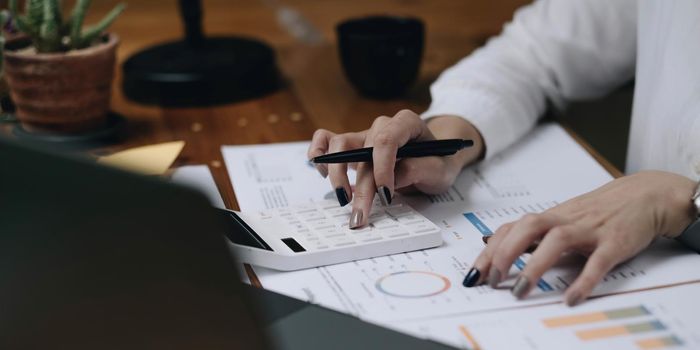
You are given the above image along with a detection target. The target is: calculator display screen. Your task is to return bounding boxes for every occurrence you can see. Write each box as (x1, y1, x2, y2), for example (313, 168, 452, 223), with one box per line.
(218, 209, 273, 251)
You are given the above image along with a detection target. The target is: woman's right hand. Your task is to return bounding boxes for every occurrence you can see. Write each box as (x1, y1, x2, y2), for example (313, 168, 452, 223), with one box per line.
(307, 109, 484, 229)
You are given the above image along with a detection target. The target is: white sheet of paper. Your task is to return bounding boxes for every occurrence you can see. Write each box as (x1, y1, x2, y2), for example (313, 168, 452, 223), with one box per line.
(170, 165, 225, 208)
(222, 141, 356, 212)
(221, 124, 700, 334)
(391, 282, 700, 350)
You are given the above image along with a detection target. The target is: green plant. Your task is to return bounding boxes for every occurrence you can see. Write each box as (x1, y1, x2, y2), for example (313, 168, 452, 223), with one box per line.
(0, 10, 9, 73)
(7, 0, 125, 53)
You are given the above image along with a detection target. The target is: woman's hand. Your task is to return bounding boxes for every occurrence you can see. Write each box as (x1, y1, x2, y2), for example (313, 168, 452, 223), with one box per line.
(307, 110, 484, 228)
(467, 171, 697, 305)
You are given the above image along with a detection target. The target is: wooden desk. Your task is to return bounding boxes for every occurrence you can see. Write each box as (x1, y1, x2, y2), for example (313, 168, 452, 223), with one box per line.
(69, 0, 553, 209)
(1, 0, 621, 285)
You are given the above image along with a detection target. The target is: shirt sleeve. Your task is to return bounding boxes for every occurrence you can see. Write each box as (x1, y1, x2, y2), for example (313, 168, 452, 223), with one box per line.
(422, 0, 638, 158)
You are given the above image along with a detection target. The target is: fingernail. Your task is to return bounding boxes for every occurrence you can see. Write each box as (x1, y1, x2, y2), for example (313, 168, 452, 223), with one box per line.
(335, 187, 349, 207)
(488, 268, 502, 288)
(315, 164, 328, 178)
(482, 235, 492, 244)
(511, 275, 530, 299)
(377, 186, 392, 206)
(349, 208, 363, 229)
(462, 267, 481, 288)
(566, 292, 583, 307)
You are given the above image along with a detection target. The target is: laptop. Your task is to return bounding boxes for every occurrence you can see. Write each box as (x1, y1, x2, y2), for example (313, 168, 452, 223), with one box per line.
(0, 137, 452, 350)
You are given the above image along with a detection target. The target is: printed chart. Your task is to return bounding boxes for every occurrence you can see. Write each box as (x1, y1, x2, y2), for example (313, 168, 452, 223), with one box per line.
(375, 271, 451, 299)
(397, 283, 700, 350)
(226, 125, 700, 346)
(223, 142, 356, 211)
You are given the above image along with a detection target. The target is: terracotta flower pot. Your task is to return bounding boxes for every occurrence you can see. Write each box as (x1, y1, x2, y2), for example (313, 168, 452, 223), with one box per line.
(3, 34, 119, 134)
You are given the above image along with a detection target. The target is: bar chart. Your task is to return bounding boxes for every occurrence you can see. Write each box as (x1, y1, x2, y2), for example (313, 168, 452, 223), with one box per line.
(395, 284, 700, 350)
(543, 306, 651, 327)
(542, 305, 683, 349)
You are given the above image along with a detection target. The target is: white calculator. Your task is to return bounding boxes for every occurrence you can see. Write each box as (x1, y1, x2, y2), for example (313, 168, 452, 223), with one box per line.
(221, 200, 442, 271)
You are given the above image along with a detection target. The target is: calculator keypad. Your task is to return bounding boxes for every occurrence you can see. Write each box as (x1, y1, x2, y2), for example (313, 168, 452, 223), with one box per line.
(264, 200, 439, 252)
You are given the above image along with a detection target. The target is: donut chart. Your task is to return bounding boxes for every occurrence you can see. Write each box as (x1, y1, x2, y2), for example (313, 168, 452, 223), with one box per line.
(375, 271, 451, 298)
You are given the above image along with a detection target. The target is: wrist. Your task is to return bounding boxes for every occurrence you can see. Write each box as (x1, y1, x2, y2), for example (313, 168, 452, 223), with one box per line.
(657, 173, 699, 238)
(426, 115, 485, 169)
(675, 180, 700, 253)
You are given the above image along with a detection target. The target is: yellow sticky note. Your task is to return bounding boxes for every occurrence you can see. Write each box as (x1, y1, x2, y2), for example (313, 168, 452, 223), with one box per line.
(97, 141, 185, 175)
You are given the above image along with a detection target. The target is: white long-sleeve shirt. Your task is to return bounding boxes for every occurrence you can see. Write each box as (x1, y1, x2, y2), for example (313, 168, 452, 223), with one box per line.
(422, 0, 700, 180)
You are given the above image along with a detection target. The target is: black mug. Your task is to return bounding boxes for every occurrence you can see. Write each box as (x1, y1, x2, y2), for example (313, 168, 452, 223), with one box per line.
(337, 16, 424, 99)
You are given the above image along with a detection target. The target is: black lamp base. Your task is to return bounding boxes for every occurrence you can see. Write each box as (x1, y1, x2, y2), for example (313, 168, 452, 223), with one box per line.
(122, 37, 280, 107)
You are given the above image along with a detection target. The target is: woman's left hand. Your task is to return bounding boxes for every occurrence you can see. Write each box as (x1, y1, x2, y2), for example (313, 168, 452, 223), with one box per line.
(467, 171, 697, 305)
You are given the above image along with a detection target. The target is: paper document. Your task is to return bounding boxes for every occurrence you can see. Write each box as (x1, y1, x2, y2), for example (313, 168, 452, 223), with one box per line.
(222, 141, 355, 212)
(222, 124, 700, 335)
(170, 165, 225, 208)
(393, 283, 700, 349)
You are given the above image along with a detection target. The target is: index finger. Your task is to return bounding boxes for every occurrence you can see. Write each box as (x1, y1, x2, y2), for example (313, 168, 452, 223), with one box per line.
(371, 110, 433, 205)
(308, 129, 335, 178)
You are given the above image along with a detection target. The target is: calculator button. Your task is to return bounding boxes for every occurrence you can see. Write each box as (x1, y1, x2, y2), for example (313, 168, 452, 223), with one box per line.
(331, 214, 351, 224)
(385, 205, 412, 217)
(288, 222, 308, 231)
(410, 222, 437, 234)
(294, 204, 317, 213)
(357, 233, 383, 242)
(299, 210, 326, 221)
(319, 201, 339, 210)
(383, 227, 410, 238)
(307, 239, 329, 250)
(329, 236, 356, 247)
(369, 211, 387, 219)
(372, 217, 398, 229)
(317, 228, 344, 238)
(397, 214, 424, 225)
(327, 207, 351, 217)
(310, 219, 335, 230)
(413, 228, 436, 234)
(388, 231, 410, 238)
(340, 223, 371, 233)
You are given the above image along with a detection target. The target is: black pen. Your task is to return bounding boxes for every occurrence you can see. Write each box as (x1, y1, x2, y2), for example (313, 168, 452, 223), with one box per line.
(311, 139, 474, 164)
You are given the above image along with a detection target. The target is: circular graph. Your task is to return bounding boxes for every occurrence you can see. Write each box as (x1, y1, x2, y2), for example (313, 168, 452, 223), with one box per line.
(375, 271, 451, 298)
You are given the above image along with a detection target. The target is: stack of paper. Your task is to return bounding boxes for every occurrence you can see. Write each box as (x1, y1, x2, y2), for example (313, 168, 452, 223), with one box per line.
(222, 124, 700, 349)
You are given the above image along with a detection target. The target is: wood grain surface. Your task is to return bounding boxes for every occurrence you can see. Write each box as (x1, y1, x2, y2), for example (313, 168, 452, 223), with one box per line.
(1, 0, 625, 288)
(85, 0, 541, 210)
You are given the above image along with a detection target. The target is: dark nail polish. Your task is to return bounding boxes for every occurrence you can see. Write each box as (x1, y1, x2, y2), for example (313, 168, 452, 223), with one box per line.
(462, 267, 481, 287)
(349, 208, 363, 229)
(377, 186, 392, 206)
(488, 268, 502, 288)
(335, 187, 349, 207)
(511, 275, 530, 299)
(482, 235, 492, 244)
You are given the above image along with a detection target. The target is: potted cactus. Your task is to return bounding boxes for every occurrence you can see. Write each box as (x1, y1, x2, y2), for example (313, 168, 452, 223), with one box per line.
(1, 0, 125, 133)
